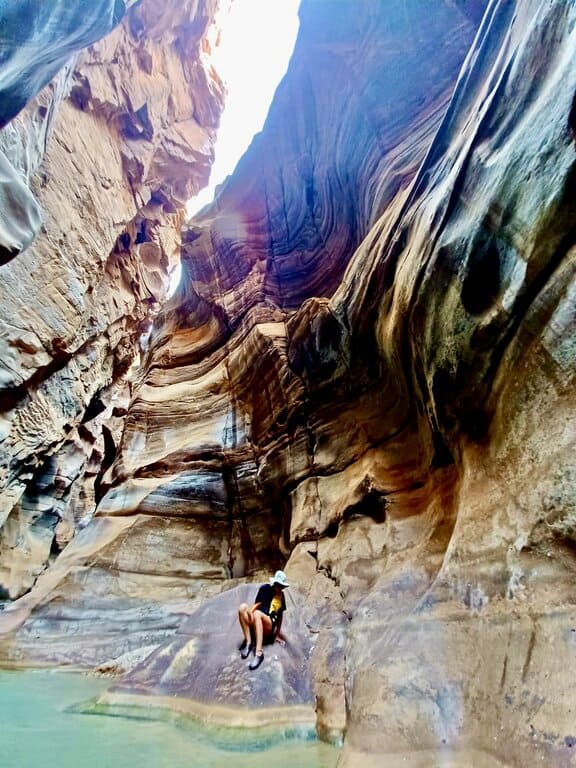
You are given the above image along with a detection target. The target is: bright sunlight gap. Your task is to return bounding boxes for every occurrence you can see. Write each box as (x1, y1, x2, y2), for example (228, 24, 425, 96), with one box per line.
(167, 0, 299, 296)
(188, 0, 300, 217)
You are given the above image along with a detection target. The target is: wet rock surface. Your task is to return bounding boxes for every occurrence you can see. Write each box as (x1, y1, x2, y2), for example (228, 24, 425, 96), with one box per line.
(101, 584, 316, 725)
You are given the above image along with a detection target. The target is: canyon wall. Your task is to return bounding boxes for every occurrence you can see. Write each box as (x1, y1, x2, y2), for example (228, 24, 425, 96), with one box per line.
(1, 0, 575, 765)
(0, 0, 225, 598)
(0, 0, 484, 663)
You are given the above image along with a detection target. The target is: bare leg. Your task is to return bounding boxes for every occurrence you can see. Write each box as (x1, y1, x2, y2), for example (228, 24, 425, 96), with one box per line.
(253, 611, 273, 655)
(238, 603, 252, 644)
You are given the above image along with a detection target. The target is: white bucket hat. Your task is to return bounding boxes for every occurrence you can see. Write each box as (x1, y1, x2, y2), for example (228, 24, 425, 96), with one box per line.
(269, 570, 289, 588)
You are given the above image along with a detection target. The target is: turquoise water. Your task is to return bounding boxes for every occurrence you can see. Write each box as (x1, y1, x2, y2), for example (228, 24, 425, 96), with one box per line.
(1, 670, 339, 768)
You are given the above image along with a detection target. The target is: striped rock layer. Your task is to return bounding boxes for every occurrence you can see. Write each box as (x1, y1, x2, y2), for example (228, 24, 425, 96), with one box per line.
(1, 1, 576, 765)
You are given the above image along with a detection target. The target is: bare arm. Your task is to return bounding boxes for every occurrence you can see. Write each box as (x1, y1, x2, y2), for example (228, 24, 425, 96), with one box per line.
(275, 614, 286, 644)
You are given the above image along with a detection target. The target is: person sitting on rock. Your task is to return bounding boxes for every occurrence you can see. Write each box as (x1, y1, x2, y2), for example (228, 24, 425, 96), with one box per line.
(237, 570, 289, 670)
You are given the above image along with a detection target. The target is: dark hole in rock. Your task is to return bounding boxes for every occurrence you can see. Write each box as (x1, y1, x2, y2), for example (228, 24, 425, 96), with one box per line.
(77, 424, 95, 444)
(134, 104, 154, 141)
(94, 425, 118, 505)
(461, 409, 490, 442)
(118, 231, 131, 250)
(150, 189, 177, 214)
(431, 430, 454, 468)
(343, 490, 387, 524)
(323, 519, 340, 539)
(69, 76, 92, 111)
(51, 337, 70, 359)
(49, 533, 61, 558)
(0, 243, 21, 265)
(135, 220, 149, 244)
(432, 368, 455, 414)
(569, 91, 576, 142)
(118, 104, 153, 141)
(82, 394, 107, 423)
(461, 238, 501, 315)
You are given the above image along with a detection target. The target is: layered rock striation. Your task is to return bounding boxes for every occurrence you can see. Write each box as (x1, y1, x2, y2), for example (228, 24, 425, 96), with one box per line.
(98, 1, 484, 541)
(0, 0, 482, 677)
(0, 0, 225, 598)
(93, 584, 317, 727)
(0, 0, 139, 263)
(1, 0, 575, 765)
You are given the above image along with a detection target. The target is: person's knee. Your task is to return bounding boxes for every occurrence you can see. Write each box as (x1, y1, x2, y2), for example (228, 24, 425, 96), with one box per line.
(238, 603, 249, 614)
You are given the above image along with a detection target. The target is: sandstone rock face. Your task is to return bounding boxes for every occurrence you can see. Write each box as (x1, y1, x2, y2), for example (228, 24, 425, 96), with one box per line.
(0, 0, 482, 670)
(0, 0, 225, 598)
(0, 0, 134, 130)
(0, 0, 136, 264)
(334, 1, 576, 762)
(96, 584, 316, 728)
(94, 1, 483, 560)
(1, 0, 575, 765)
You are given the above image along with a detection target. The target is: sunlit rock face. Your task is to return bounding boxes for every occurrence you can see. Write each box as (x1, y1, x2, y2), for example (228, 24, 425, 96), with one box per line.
(0, 0, 224, 598)
(1, 0, 575, 764)
(16, 0, 485, 695)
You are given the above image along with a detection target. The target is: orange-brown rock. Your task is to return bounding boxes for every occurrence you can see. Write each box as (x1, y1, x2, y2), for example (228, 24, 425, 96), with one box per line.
(0, 0, 225, 598)
(0, 0, 480, 636)
(1, 0, 575, 765)
(1, 0, 483, 739)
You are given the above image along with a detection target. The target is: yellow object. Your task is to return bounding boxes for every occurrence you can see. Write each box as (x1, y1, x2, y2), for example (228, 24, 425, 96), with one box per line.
(270, 595, 282, 615)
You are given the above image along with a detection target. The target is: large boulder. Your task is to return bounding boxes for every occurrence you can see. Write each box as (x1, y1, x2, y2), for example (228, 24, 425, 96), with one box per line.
(95, 584, 317, 728)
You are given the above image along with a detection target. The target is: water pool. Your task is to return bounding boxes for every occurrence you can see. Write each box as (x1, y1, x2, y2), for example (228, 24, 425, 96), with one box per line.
(1, 669, 339, 768)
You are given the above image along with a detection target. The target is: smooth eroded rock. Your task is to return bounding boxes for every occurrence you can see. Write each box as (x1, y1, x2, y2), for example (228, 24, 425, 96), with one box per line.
(98, 584, 316, 728)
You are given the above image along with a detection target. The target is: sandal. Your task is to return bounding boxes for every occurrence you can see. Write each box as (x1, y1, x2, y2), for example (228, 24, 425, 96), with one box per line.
(249, 651, 264, 670)
(239, 639, 253, 659)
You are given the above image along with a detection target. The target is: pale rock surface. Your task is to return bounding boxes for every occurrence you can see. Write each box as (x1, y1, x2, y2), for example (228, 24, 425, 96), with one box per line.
(0, 0, 225, 597)
(0, 0, 575, 765)
(94, 584, 317, 728)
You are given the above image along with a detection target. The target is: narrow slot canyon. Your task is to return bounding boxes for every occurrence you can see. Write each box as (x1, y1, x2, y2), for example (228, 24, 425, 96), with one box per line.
(0, 1, 575, 766)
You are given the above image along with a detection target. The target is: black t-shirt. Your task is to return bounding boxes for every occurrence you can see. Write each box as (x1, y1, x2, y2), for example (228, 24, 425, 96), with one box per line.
(255, 583, 286, 621)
